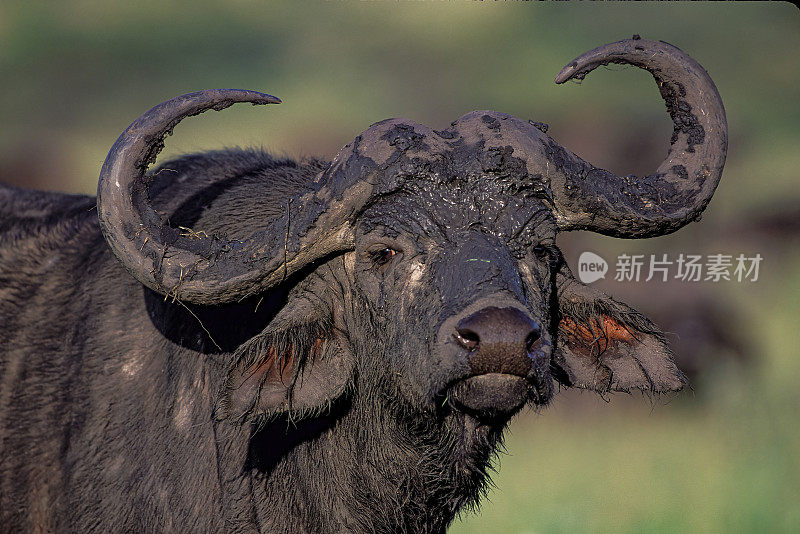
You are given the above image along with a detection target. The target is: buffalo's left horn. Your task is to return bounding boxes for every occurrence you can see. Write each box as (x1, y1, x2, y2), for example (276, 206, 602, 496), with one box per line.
(97, 89, 358, 305)
(549, 37, 727, 237)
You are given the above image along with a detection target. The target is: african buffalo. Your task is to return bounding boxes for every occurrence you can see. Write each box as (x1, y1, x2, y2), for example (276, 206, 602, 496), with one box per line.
(0, 37, 726, 533)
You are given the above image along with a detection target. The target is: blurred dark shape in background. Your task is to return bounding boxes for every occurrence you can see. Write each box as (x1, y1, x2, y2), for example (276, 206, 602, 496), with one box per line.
(0, 138, 71, 192)
(737, 204, 800, 245)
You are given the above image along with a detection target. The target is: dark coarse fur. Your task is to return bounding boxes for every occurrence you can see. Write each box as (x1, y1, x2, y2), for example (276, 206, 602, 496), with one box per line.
(0, 150, 509, 533)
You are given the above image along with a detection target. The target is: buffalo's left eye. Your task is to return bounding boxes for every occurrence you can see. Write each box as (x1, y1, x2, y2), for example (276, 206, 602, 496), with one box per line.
(532, 244, 549, 261)
(532, 243, 562, 269)
(371, 247, 400, 267)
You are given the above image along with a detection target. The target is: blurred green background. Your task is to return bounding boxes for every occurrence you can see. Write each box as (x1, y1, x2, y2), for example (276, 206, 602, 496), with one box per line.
(1, 2, 798, 532)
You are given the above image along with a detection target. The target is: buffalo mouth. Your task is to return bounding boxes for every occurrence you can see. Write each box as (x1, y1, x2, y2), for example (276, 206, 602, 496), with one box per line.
(448, 373, 533, 423)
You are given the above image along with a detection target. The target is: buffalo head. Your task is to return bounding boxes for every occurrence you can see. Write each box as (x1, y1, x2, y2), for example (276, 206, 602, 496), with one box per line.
(95, 38, 725, 452)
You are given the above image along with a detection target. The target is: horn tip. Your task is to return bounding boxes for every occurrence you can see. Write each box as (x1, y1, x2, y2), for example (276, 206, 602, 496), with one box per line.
(554, 61, 578, 84)
(248, 91, 281, 105)
(224, 89, 281, 105)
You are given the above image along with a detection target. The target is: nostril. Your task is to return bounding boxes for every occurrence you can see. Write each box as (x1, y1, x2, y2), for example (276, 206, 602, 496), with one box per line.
(455, 329, 480, 351)
(525, 327, 542, 353)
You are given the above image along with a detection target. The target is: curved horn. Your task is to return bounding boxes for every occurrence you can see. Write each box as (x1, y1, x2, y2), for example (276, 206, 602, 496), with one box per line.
(97, 89, 356, 305)
(550, 37, 727, 237)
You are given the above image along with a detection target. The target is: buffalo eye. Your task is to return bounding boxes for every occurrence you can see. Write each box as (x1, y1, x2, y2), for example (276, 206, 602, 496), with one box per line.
(532, 243, 562, 269)
(370, 247, 401, 268)
(532, 244, 549, 262)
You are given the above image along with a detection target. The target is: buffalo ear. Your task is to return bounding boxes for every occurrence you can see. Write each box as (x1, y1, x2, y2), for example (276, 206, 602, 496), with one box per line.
(553, 278, 686, 394)
(216, 296, 353, 423)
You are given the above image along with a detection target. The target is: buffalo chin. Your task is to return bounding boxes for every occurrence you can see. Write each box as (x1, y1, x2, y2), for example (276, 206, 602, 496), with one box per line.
(449, 373, 530, 423)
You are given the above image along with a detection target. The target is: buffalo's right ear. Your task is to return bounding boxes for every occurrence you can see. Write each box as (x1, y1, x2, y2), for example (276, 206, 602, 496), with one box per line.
(215, 292, 354, 424)
(552, 267, 686, 395)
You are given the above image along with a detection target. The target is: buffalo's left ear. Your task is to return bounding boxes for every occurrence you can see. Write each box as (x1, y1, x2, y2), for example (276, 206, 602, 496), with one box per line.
(215, 293, 354, 424)
(553, 274, 686, 394)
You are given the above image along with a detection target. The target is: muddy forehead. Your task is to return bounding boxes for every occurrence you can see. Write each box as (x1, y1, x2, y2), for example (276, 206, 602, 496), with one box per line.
(360, 185, 556, 251)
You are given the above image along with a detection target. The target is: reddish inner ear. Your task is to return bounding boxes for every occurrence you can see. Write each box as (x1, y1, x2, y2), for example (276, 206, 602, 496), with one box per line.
(244, 337, 326, 385)
(559, 315, 638, 357)
(245, 346, 295, 384)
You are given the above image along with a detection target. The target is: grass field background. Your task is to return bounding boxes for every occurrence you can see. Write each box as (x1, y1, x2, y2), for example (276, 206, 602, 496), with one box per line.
(1, 2, 798, 532)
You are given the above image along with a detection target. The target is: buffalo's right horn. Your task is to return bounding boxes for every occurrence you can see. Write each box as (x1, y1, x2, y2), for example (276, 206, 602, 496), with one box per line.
(549, 37, 727, 238)
(97, 89, 361, 305)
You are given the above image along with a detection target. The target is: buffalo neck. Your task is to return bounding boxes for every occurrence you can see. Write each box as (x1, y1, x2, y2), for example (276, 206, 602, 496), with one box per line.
(246, 391, 496, 533)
